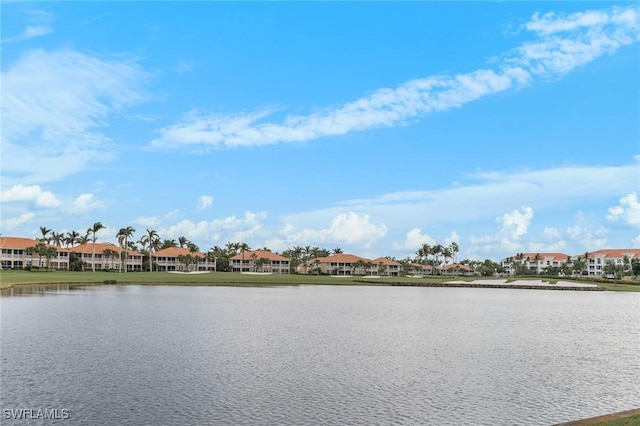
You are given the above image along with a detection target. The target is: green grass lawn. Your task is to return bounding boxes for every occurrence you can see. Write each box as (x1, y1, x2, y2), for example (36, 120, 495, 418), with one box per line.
(1, 270, 638, 291)
(0, 270, 467, 289)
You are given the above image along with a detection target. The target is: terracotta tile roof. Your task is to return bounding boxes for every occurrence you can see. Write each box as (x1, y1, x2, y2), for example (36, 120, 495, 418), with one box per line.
(411, 263, 433, 270)
(72, 243, 141, 256)
(0, 237, 69, 251)
(229, 250, 290, 262)
(313, 253, 369, 263)
(587, 249, 640, 259)
(371, 257, 400, 266)
(441, 263, 473, 271)
(153, 247, 206, 258)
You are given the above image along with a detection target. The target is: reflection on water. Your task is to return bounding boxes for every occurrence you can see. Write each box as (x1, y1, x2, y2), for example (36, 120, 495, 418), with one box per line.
(1, 285, 639, 425)
(0, 283, 100, 297)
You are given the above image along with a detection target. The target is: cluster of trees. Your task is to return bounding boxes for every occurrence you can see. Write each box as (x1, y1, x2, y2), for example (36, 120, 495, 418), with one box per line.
(409, 242, 461, 275)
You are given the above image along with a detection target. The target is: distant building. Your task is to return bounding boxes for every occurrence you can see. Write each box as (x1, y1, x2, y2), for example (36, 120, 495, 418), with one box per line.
(229, 250, 290, 274)
(71, 243, 144, 271)
(439, 263, 476, 276)
(501, 253, 570, 275)
(370, 257, 402, 277)
(582, 249, 640, 277)
(0, 237, 70, 269)
(153, 247, 215, 272)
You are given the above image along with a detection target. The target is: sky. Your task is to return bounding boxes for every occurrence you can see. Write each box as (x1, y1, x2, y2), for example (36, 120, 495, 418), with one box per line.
(1, 2, 639, 262)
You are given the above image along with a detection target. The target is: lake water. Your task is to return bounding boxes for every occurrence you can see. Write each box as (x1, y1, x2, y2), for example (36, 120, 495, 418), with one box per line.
(1, 285, 639, 425)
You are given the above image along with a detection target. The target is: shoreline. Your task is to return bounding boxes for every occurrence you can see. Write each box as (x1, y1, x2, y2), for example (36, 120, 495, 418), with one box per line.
(2, 270, 638, 292)
(554, 408, 640, 425)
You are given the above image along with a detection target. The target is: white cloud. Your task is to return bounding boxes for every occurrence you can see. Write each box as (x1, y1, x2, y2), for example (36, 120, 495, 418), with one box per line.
(1, 49, 150, 182)
(146, 211, 269, 248)
(2, 24, 53, 43)
(196, 195, 214, 210)
(528, 240, 567, 253)
(391, 228, 436, 251)
(281, 212, 387, 248)
(151, 4, 640, 151)
(1, 212, 35, 230)
(524, 7, 638, 36)
(69, 193, 103, 214)
(607, 192, 640, 227)
(498, 206, 534, 239)
(134, 210, 181, 228)
(566, 211, 608, 251)
(0, 184, 60, 207)
(264, 212, 387, 252)
(467, 206, 535, 257)
(281, 158, 639, 234)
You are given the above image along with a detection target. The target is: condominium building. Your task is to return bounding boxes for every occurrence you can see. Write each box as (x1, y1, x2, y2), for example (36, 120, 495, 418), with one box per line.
(0, 237, 70, 270)
(229, 250, 290, 274)
(153, 247, 215, 272)
(501, 252, 570, 275)
(409, 263, 433, 276)
(305, 253, 393, 276)
(71, 243, 144, 271)
(371, 257, 401, 277)
(583, 249, 640, 277)
(439, 263, 476, 276)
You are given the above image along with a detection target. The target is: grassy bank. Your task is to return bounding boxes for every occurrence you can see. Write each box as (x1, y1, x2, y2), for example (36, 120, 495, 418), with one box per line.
(1, 270, 638, 291)
(558, 409, 640, 425)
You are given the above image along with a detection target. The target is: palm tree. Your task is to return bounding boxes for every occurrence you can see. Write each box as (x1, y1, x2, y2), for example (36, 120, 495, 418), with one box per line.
(50, 232, 64, 247)
(432, 244, 443, 275)
(141, 229, 160, 272)
(160, 239, 178, 249)
(44, 246, 58, 269)
(332, 247, 343, 255)
(78, 233, 90, 245)
(188, 242, 200, 271)
(449, 242, 459, 265)
(87, 222, 105, 272)
(65, 230, 80, 247)
(28, 241, 47, 269)
(116, 226, 136, 273)
(239, 242, 250, 272)
(39, 226, 52, 243)
(534, 253, 542, 275)
(178, 236, 189, 248)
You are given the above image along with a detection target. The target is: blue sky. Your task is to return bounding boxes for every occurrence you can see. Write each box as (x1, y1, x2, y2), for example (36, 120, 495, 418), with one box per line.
(1, 2, 639, 261)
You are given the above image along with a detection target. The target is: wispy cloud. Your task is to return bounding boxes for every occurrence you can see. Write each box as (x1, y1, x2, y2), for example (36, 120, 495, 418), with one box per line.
(151, 5, 640, 151)
(1, 49, 150, 183)
(280, 157, 640, 233)
(1, 212, 36, 231)
(2, 25, 53, 43)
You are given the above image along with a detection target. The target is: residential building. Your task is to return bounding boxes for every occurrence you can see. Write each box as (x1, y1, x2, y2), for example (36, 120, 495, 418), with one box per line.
(71, 243, 144, 271)
(0, 237, 70, 270)
(153, 247, 215, 272)
(371, 257, 401, 276)
(409, 263, 433, 276)
(583, 249, 640, 277)
(229, 250, 290, 274)
(439, 263, 476, 276)
(306, 253, 373, 275)
(502, 253, 570, 275)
